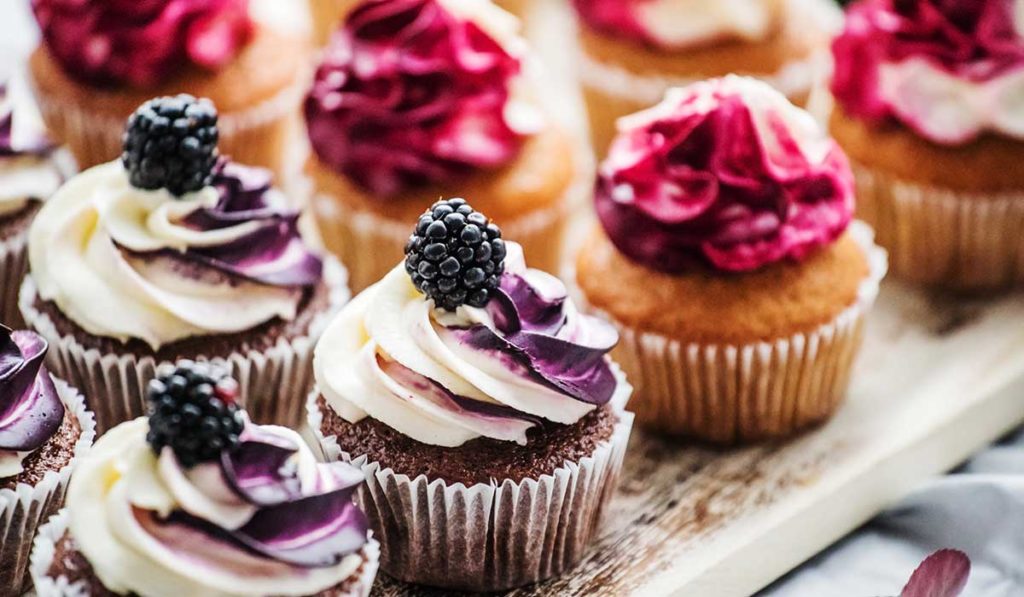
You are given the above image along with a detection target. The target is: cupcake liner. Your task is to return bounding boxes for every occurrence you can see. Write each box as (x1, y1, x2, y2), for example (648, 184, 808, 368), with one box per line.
(30, 510, 381, 597)
(0, 228, 29, 328)
(1, 379, 95, 597)
(309, 0, 359, 46)
(853, 164, 1024, 291)
(19, 258, 350, 433)
(576, 222, 888, 444)
(307, 377, 635, 592)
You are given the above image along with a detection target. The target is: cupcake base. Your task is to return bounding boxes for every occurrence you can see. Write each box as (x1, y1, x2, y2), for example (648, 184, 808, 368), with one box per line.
(0, 379, 95, 597)
(19, 258, 349, 433)
(30, 510, 380, 597)
(0, 203, 40, 328)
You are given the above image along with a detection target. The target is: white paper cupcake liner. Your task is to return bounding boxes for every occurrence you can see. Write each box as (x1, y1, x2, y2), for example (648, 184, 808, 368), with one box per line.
(1, 378, 95, 595)
(854, 164, 1024, 291)
(19, 257, 349, 433)
(575, 221, 887, 444)
(307, 374, 635, 592)
(0, 227, 29, 328)
(30, 509, 381, 597)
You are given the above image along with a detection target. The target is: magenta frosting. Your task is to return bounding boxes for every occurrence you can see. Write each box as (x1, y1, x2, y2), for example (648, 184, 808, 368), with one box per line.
(0, 327, 64, 454)
(304, 0, 525, 197)
(595, 79, 855, 273)
(570, 0, 656, 46)
(31, 0, 254, 87)
(832, 0, 1024, 125)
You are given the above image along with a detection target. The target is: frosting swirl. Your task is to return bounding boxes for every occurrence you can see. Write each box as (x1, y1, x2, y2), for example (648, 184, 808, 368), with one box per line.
(28, 159, 323, 349)
(67, 417, 370, 596)
(31, 0, 254, 88)
(571, 0, 781, 49)
(0, 327, 64, 478)
(596, 76, 854, 274)
(0, 83, 64, 218)
(832, 0, 1024, 144)
(305, 0, 542, 197)
(314, 243, 624, 447)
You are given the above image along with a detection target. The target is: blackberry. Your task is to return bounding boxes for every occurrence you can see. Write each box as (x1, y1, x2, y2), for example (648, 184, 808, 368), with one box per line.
(404, 198, 506, 311)
(122, 94, 219, 196)
(145, 360, 244, 467)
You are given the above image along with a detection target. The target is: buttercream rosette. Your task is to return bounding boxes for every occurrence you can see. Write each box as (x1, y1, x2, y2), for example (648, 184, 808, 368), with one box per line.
(309, 241, 633, 591)
(21, 159, 349, 431)
(30, 416, 378, 597)
(0, 326, 95, 595)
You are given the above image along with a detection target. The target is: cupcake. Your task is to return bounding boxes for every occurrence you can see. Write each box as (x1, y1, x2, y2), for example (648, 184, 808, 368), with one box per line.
(29, 360, 379, 597)
(28, 0, 310, 176)
(0, 326, 95, 596)
(575, 77, 887, 444)
(305, 0, 585, 292)
(0, 82, 68, 327)
(19, 96, 349, 433)
(308, 198, 633, 591)
(571, 0, 841, 154)
(831, 0, 1024, 290)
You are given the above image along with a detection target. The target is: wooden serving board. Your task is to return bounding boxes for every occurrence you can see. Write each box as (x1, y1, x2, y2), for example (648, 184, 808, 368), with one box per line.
(366, 2, 1024, 596)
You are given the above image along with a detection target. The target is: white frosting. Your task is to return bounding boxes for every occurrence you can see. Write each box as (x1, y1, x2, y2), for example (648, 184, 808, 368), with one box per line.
(314, 244, 604, 448)
(634, 0, 780, 48)
(27, 162, 304, 350)
(0, 449, 30, 477)
(878, 57, 1024, 144)
(0, 156, 62, 217)
(66, 419, 365, 597)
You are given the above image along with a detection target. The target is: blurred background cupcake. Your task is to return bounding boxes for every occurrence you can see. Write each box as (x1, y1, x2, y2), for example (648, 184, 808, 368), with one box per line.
(27, 0, 311, 176)
(20, 96, 348, 432)
(0, 80, 68, 327)
(571, 0, 842, 155)
(309, 199, 633, 591)
(575, 77, 887, 444)
(305, 0, 585, 292)
(830, 0, 1024, 291)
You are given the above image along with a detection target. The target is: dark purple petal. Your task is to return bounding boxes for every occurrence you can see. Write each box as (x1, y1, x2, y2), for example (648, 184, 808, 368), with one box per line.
(0, 327, 64, 451)
(901, 549, 971, 597)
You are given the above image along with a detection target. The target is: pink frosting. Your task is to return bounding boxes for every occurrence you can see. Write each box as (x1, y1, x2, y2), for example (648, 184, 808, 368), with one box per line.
(570, 0, 652, 45)
(31, 0, 254, 87)
(304, 0, 526, 197)
(595, 77, 855, 273)
(832, 0, 1024, 126)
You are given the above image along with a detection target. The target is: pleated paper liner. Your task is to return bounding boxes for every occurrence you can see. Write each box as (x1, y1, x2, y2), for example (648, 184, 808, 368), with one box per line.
(0, 379, 95, 596)
(30, 509, 382, 597)
(576, 221, 887, 444)
(854, 164, 1024, 291)
(19, 258, 350, 433)
(0, 225, 29, 328)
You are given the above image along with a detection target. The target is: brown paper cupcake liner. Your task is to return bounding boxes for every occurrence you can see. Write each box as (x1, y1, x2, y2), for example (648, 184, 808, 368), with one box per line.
(0, 228, 29, 328)
(307, 371, 634, 592)
(19, 258, 349, 433)
(576, 221, 887, 444)
(1, 379, 95, 596)
(853, 164, 1024, 291)
(30, 510, 381, 597)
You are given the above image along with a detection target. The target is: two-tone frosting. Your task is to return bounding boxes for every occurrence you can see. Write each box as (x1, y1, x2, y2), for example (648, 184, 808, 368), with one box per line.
(596, 76, 854, 274)
(31, 0, 254, 87)
(0, 327, 64, 478)
(832, 0, 1024, 144)
(66, 417, 370, 596)
(28, 159, 323, 349)
(0, 83, 63, 218)
(304, 0, 544, 197)
(315, 243, 624, 447)
(571, 0, 783, 50)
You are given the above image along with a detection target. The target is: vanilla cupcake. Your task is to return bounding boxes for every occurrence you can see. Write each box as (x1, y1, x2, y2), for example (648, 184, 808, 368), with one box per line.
(575, 77, 887, 443)
(0, 326, 94, 596)
(305, 0, 584, 292)
(30, 360, 378, 597)
(571, 0, 841, 154)
(20, 96, 348, 432)
(308, 199, 633, 591)
(831, 0, 1024, 290)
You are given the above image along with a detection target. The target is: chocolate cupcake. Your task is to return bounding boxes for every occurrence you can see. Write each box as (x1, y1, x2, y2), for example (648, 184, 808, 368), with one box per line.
(19, 96, 349, 433)
(305, 0, 588, 292)
(0, 326, 95, 596)
(308, 199, 633, 591)
(0, 82, 69, 327)
(29, 360, 378, 597)
(575, 77, 887, 443)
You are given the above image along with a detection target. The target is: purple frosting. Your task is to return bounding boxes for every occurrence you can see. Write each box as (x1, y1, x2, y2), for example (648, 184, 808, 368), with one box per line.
(0, 83, 56, 158)
(0, 326, 64, 453)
